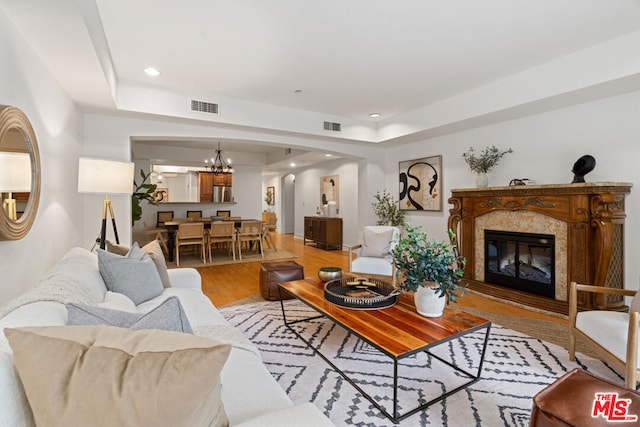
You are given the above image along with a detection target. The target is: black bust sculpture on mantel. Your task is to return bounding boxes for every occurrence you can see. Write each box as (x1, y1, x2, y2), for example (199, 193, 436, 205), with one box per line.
(571, 155, 596, 183)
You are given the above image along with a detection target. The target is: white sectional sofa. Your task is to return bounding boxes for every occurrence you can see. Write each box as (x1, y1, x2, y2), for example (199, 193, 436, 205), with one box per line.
(0, 246, 333, 426)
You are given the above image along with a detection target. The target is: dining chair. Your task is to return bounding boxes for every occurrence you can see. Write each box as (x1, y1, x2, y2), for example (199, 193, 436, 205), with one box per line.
(208, 221, 237, 262)
(143, 220, 169, 254)
(216, 210, 231, 218)
(175, 222, 206, 266)
(156, 210, 174, 227)
(569, 281, 640, 389)
(262, 214, 277, 251)
(236, 220, 264, 260)
(186, 210, 203, 220)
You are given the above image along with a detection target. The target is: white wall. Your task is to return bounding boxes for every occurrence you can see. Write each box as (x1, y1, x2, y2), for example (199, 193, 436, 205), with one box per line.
(293, 159, 359, 246)
(383, 89, 640, 292)
(0, 10, 85, 303)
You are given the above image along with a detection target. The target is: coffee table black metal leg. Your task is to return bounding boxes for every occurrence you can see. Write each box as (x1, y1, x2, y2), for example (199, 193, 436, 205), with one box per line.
(277, 293, 492, 424)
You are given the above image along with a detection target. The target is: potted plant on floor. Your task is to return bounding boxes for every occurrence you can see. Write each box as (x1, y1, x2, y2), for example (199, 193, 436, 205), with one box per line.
(391, 224, 466, 317)
(372, 190, 405, 227)
(132, 169, 157, 225)
(462, 145, 513, 187)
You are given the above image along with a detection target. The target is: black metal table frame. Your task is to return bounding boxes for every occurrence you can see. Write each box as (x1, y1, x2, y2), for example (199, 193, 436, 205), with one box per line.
(278, 287, 492, 424)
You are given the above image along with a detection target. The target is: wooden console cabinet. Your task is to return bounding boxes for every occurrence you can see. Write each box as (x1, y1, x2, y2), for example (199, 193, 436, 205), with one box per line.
(304, 216, 342, 250)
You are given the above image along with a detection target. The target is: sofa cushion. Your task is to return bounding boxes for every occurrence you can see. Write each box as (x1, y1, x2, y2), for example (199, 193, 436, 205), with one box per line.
(67, 296, 193, 333)
(107, 240, 171, 288)
(360, 227, 394, 257)
(5, 325, 231, 427)
(97, 291, 137, 312)
(97, 243, 164, 304)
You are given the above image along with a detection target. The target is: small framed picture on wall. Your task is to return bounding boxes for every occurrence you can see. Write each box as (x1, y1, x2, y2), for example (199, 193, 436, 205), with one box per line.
(398, 155, 442, 211)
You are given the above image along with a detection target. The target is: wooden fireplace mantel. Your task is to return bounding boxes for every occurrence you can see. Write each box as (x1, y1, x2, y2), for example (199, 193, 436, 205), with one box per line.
(448, 182, 632, 314)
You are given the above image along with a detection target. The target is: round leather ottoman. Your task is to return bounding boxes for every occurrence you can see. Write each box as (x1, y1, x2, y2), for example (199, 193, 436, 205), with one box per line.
(259, 261, 304, 301)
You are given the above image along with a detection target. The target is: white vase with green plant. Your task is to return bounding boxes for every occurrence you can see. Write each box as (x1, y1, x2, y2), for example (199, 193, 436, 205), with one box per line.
(462, 145, 513, 188)
(371, 190, 405, 227)
(391, 224, 466, 317)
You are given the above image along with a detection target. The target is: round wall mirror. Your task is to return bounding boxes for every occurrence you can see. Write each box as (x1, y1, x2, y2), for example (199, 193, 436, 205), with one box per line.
(0, 105, 41, 240)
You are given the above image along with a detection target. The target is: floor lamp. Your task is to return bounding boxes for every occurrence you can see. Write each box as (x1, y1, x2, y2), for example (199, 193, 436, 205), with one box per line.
(0, 152, 32, 220)
(77, 157, 134, 250)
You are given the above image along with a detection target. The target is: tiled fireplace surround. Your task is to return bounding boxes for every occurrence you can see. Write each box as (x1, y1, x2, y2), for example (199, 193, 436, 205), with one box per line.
(448, 182, 632, 315)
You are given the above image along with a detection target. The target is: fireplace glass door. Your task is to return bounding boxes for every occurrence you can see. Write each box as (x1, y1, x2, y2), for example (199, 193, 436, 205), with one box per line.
(485, 230, 555, 298)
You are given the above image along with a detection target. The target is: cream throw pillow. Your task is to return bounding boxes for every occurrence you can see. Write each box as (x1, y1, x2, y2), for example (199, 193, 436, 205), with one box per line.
(5, 325, 231, 427)
(359, 228, 394, 258)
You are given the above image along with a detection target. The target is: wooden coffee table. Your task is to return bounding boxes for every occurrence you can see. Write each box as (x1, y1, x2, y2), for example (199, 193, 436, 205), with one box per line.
(278, 278, 491, 423)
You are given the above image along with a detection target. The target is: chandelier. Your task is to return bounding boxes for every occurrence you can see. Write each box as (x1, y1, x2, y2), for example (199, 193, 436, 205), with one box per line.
(204, 142, 234, 174)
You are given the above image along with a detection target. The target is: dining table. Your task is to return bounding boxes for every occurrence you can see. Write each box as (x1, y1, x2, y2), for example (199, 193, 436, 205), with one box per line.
(163, 217, 261, 262)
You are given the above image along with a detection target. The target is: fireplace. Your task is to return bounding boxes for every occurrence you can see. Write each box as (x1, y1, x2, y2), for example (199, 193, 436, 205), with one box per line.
(484, 230, 555, 298)
(448, 182, 631, 314)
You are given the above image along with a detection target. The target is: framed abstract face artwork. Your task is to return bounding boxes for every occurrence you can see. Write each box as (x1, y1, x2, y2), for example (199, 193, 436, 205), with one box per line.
(398, 155, 442, 211)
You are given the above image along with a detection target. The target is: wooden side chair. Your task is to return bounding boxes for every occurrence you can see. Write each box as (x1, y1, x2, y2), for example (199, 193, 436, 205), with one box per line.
(568, 281, 640, 389)
(216, 210, 231, 218)
(208, 221, 236, 262)
(262, 214, 277, 251)
(236, 220, 264, 260)
(175, 222, 206, 266)
(187, 210, 202, 220)
(157, 210, 174, 227)
(348, 226, 400, 285)
(143, 220, 169, 254)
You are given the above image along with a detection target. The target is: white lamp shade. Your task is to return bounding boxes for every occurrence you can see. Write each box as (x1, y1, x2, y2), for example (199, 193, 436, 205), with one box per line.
(0, 152, 31, 192)
(77, 157, 134, 195)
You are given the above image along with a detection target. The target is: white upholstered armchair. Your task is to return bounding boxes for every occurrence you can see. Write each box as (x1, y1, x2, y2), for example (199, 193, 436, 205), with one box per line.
(348, 226, 400, 285)
(569, 281, 640, 389)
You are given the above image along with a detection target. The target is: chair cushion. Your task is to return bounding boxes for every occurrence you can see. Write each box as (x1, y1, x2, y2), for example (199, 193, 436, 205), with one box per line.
(576, 310, 640, 368)
(67, 296, 193, 333)
(97, 243, 164, 304)
(360, 227, 394, 257)
(5, 325, 230, 427)
(351, 256, 393, 276)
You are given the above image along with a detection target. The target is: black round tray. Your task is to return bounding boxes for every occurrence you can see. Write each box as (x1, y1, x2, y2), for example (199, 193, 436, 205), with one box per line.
(324, 277, 398, 310)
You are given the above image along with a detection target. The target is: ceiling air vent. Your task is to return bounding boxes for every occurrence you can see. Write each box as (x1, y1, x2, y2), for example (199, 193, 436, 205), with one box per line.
(191, 100, 219, 114)
(323, 121, 341, 132)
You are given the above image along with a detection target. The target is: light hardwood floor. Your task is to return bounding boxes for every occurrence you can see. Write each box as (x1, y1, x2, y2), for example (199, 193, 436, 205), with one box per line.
(196, 232, 565, 324)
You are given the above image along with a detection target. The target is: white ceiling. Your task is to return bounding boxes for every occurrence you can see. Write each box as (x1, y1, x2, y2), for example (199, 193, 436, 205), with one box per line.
(2, 0, 640, 170)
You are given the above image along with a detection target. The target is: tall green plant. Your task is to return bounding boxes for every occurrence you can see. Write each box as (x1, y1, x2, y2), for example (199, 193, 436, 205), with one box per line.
(391, 224, 466, 304)
(372, 190, 405, 226)
(131, 169, 157, 225)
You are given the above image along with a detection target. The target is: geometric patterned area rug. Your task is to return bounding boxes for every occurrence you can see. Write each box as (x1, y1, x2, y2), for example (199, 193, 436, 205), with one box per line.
(221, 300, 623, 427)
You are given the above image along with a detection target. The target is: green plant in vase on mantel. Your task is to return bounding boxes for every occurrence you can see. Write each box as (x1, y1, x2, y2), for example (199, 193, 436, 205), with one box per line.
(462, 145, 513, 187)
(391, 224, 466, 317)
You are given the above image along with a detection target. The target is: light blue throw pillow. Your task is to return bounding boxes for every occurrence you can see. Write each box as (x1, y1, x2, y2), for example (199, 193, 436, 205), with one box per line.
(96, 242, 164, 304)
(67, 296, 193, 333)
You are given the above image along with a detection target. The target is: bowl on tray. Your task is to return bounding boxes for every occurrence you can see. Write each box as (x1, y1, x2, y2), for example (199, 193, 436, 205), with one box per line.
(318, 266, 343, 282)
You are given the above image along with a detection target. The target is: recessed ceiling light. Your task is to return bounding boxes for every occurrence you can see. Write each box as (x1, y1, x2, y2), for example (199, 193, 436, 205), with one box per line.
(325, 154, 332, 157)
(144, 67, 161, 77)
(290, 162, 296, 167)
(369, 112, 381, 118)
